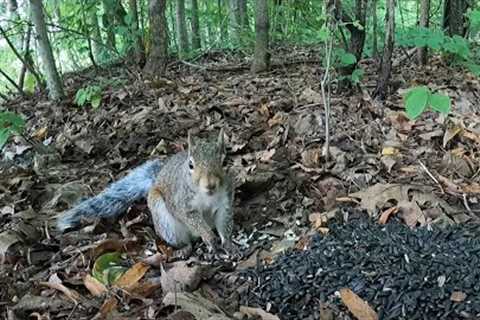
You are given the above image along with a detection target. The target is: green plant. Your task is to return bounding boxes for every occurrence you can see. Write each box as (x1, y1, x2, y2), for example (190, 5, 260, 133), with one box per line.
(403, 86, 451, 120)
(74, 85, 102, 108)
(333, 48, 365, 85)
(0, 111, 26, 150)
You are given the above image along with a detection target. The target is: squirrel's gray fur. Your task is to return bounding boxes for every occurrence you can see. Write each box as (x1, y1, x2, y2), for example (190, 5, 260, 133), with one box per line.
(57, 129, 236, 258)
(56, 160, 163, 231)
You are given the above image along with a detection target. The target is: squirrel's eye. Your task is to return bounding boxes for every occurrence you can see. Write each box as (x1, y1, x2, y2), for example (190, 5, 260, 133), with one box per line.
(189, 159, 194, 170)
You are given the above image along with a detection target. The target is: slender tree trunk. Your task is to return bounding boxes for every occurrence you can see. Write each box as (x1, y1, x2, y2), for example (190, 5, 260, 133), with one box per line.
(251, 0, 269, 73)
(144, 0, 168, 76)
(176, 0, 189, 57)
(129, 0, 146, 64)
(191, 0, 201, 50)
(374, 0, 395, 100)
(18, 25, 32, 90)
(417, 0, 430, 65)
(238, 0, 249, 29)
(89, 4, 104, 62)
(372, 0, 378, 57)
(29, 0, 64, 100)
(228, 0, 241, 45)
(218, 0, 228, 44)
(102, 0, 117, 50)
(443, 0, 469, 36)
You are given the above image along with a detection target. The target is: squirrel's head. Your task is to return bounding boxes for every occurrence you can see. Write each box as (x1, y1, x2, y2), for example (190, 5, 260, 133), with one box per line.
(187, 129, 227, 195)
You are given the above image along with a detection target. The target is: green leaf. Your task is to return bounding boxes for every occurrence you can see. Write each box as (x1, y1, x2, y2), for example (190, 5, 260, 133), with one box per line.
(351, 68, 364, 84)
(340, 53, 356, 66)
(404, 86, 430, 120)
(92, 252, 128, 285)
(0, 127, 10, 150)
(91, 94, 102, 109)
(429, 93, 451, 114)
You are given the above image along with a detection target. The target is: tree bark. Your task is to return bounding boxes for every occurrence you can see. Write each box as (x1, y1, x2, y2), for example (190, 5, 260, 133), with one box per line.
(218, 0, 228, 44)
(102, 0, 117, 50)
(88, 3, 104, 62)
(29, 0, 64, 100)
(144, 0, 168, 76)
(443, 0, 469, 36)
(330, 0, 367, 88)
(251, 0, 269, 73)
(416, 0, 430, 65)
(374, 0, 395, 100)
(176, 0, 189, 57)
(228, 0, 241, 45)
(238, 0, 249, 29)
(191, 0, 201, 50)
(18, 25, 32, 90)
(372, 0, 378, 57)
(129, 0, 146, 64)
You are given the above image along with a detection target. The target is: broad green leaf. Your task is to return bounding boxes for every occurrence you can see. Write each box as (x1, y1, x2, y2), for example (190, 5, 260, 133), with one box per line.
(0, 127, 10, 150)
(92, 252, 128, 285)
(0, 112, 25, 134)
(404, 86, 430, 120)
(429, 93, 451, 114)
(91, 95, 102, 109)
(340, 53, 356, 66)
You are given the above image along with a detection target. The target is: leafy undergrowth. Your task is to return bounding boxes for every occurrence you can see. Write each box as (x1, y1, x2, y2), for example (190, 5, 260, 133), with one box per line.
(1, 47, 480, 319)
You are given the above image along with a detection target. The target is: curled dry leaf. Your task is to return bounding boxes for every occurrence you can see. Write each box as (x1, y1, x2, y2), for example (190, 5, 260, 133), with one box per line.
(114, 261, 150, 290)
(84, 274, 108, 296)
(339, 288, 378, 320)
(378, 207, 398, 225)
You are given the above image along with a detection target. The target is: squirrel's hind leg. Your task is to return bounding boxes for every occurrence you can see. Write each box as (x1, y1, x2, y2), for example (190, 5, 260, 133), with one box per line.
(148, 186, 193, 249)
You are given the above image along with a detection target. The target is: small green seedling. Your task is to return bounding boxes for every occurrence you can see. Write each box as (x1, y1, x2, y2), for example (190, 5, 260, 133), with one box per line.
(74, 85, 102, 109)
(0, 111, 25, 150)
(403, 86, 451, 120)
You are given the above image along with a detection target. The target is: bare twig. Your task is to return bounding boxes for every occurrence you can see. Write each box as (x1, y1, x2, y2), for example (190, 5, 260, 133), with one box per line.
(418, 160, 445, 193)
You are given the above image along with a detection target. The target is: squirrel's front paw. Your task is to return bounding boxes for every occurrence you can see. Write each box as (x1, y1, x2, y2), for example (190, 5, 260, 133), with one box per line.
(221, 240, 240, 258)
(202, 234, 219, 253)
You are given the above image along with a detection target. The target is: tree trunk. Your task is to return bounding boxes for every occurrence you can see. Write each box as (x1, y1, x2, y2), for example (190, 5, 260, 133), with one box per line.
(251, 0, 269, 73)
(129, 0, 146, 64)
(372, 0, 378, 57)
(191, 0, 201, 50)
(218, 0, 228, 44)
(228, 0, 241, 45)
(88, 4, 104, 62)
(416, 0, 430, 65)
(144, 0, 168, 76)
(29, 0, 64, 100)
(443, 0, 468, 36)
(238, 0, 249, 29)
(18, 25, 32, 90)
(176, 0, 189, 57)
(374, 0, 395, 100)
(331, 0, 367, 88)
(102, 0, 117, 50)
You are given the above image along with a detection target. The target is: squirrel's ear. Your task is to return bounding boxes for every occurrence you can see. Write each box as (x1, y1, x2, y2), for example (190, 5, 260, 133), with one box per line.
(217, 128, 225, 150)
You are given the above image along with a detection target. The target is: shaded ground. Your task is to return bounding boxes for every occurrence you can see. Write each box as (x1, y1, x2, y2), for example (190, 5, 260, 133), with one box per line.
(1, 47, 480, 319)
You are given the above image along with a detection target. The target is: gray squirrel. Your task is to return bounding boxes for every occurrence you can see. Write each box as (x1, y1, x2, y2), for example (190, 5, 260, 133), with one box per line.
(57, 129, 236, 258)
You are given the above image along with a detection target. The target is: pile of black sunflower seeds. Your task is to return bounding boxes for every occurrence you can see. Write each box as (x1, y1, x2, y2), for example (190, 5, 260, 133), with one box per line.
(239, 214, 480, 320)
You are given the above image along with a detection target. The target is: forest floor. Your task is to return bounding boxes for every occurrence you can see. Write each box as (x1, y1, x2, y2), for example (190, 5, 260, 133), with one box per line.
(1, 47, 480, 320)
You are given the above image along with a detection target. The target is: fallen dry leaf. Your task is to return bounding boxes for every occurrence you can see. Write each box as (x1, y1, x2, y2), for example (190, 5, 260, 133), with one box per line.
(339, 288, 378, 320)
(239, 306, 280, 320)
(114, 261, 150, 290)
(450, 291, 467, 302)
(378, 206, 398, 225)
(40, 273, 81, 304)
(84, 274, 108, 296)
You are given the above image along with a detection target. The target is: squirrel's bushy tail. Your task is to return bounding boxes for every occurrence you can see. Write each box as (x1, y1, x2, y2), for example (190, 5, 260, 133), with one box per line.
(57, 160, 162, 231)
